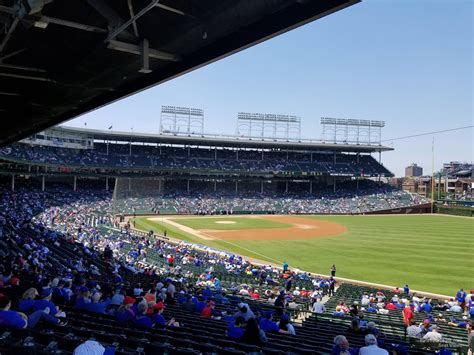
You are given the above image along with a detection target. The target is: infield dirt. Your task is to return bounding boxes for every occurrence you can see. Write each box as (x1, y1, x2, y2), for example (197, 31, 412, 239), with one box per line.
(153, 215, 347, 241)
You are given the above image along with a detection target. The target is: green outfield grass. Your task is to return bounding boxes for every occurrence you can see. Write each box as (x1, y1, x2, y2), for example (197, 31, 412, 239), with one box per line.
(133, 215, 473, 295)
(168, 216, 291, 230)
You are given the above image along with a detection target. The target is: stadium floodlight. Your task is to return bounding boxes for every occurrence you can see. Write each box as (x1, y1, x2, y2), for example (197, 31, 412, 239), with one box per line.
(320, 117, 386, 145)
(160, 105, 204, 135)
(237, 112, 301, 140)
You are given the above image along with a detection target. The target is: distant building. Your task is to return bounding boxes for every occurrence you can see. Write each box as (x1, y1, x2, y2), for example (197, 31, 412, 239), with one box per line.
(405, 163, 423, 177)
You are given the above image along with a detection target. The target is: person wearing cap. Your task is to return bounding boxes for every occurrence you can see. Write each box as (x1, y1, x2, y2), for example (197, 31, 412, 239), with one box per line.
(422, 325, 444, 342)
(152, 301, 179, 327)
(201, 300, 220, 319)
(0, 294, 67, 328)
(73, 340, 115, 355)
(31, 288, 60, 316)
(420, 300, 433, 313)
(359, 334, 389, 355)
(116, 296, 135, 324)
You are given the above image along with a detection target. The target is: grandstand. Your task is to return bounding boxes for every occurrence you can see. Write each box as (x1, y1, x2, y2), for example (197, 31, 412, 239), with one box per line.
(0, 124, 432, 216)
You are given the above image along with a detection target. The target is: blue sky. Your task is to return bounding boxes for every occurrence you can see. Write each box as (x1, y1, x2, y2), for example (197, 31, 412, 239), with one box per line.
(66, 0, 473, 177)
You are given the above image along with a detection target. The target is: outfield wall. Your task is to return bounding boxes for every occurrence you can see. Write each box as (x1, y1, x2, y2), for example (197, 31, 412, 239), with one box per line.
(119, 202, 433, 218)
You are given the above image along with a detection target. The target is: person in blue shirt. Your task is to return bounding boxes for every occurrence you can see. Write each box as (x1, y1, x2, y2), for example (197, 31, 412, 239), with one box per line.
(83, 292, 111, 314)
(116, 296, 136, 324)
(456, 288, 467, 310)
(134, 302, 153, 328)
(227, 316, 246, 339)
(0, 295, 66, 329)
(19, 288, 39, 314)
(403, 284, 410, 297)
(259, 311, 290, 334)
(332, 335, 358, 355)
(32, 288, 59, 316)
(420, 301, 433, 313)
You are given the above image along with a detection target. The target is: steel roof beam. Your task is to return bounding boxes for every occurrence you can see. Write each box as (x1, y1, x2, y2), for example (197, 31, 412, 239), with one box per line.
(0, 17, 19, 53)
(108, 40, 179, 62)
(105, 0, 159, 43)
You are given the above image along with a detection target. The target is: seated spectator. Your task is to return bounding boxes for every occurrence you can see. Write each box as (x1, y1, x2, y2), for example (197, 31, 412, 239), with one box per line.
(32, 288, 60, 316)
(242, 318, 267, 346)
(83, 292, 111, 314)
(259, 310, 288, 334)
(151, 301, 179, 327)
(0, 295, 66, 328)
(420, 300, 433, 313)
(447, 316, 469, 328)
(134, 301, 153, 328)
(278, 313, 296, 335)
(227, 316, 246, 339)
(73, 340, 115, 355)
(332, 335, 358, 355)
(19, 287, 39, 313)
(406, 319, 423, 338)
(423, 325, 444, 342)
(182, 295, 195, 312)
(449, 302, 463, 313)
(348, 318, 368, 335)
(234, 302, 255, 321)
(201, 300, 217, 318)
(116, 296, 135, 324)
(359, 334, 389, 355)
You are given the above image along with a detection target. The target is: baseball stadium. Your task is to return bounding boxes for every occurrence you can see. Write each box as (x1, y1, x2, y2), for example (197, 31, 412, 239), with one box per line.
(0, 0, 472, 354)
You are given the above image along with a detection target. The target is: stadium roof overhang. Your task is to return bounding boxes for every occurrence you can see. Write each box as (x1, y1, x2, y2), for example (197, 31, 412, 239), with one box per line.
(54, 126, 393, 153)
(0, 0, 360, 148)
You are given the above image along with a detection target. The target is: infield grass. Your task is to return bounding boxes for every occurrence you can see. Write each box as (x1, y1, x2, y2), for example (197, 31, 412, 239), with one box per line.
(133, 214, 473, 295)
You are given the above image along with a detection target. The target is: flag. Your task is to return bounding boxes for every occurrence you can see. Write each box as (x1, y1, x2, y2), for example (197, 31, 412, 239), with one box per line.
(108, 125, 113, 130)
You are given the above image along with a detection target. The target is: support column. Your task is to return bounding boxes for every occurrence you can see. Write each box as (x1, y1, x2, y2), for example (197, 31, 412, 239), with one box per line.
(235, 180, 238, 193)
(11, 174, 15, 191)
(129, 142, 132, 156)
(28, 165, 31, 173)
(73, 176, 77, 192)
(236, 150, 239, 160)
(378, 150, 381, 163)
(162, 179, 165, 194)
(260, 181, 264, 194)
(285, 181, 288, 193)
(42, 175, 45, 191)
(214, 147, 217, 160)
(214, 180, 217, 192)
(106, 142, 109, 155)
(333, 178, 336, 193)
(357, 153, 359, 164)
(128, 178, 131, 191)
(187, 179, 190, 193)
(106, 177, 109, 191)
(261, 150, 264, 160)
(310, 181, 313, 194)
(356, 178, 359, 191)
(334, 152, 337, 164)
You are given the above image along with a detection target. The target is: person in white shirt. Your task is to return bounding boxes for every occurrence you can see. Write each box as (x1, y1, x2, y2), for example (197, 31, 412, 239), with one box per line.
(423, 325, 444, 342)
(359, 334, 389, 355)
(312, 298, 326, 314)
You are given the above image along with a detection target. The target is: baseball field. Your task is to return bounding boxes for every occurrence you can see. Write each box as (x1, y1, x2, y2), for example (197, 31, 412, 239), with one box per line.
(132, 214, 473, 296)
